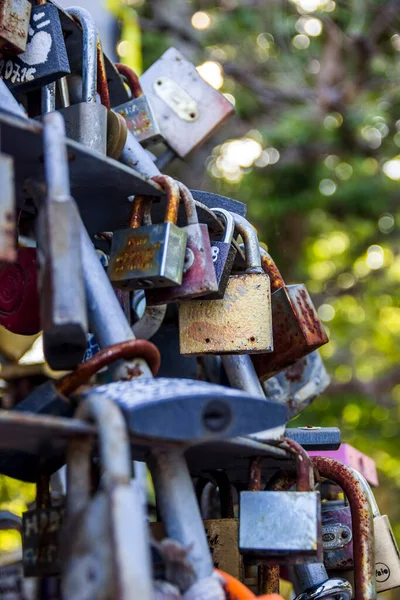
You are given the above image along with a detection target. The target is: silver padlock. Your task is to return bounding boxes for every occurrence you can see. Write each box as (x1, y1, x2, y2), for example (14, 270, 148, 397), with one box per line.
(114, 62, 163, 147)
(292, 563, 352, 600)
(58, 7, 107, 154)
(62, 393, 153, 600)
(36, 110, 88, 370)
(0, 152, 16, 263)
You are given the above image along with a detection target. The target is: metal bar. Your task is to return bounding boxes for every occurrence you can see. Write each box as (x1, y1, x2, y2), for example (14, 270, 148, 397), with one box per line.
(312, 456, 376, 600)
(221, 355, 264, 397)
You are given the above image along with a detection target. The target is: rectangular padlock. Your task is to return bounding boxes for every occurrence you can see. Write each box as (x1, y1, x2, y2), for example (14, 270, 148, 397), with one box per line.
(139, 47, 235, 158)
(239, 491, 321, 564)
(179, 215, 273, 355)
(0, 1, 70, 91)
(0, 0, 31, 55)
(108, 178, 187, 289)
(114, 62, 163, 147)
(252, 249, 328, 380)
(0, 153, 17, 263)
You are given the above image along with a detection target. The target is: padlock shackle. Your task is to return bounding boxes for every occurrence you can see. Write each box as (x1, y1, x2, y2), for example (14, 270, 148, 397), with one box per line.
(284, 437, 314, 492)
(210, 207, 234, 244)
(312, 456, 376, 600)
(178, 182, 199, 225)
(115, 63, 143, 99)
(43, 112, 72, 201)
(128, 195, 152, 229)
(97, 38, 111, 109)
(151, 175, 181, 225)
(345, 466, 380, 518)
(67, 392, 132, 523)
(232, 214, 262, 273)
(66, 7, 97, 104)
(41, 82, 56, 114)
(259, 247, 285, 292)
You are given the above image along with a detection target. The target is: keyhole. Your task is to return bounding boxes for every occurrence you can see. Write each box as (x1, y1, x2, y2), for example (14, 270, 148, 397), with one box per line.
(202, 401, 231, 432)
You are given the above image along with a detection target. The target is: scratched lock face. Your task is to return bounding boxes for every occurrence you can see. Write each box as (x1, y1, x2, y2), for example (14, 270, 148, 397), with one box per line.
(0, 3, 70, 90)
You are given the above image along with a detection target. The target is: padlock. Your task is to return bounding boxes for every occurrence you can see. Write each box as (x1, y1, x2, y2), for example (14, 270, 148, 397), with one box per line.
(252, 248, 329, 380)
(262, 351, 330, 420)
(108, 175, 187, 290)
(0, 152, 17, 263)
(0, 247, 40, 335)
(320, 501, 354, 571)
(0, 0, 70, 90)
(61, 393, 153, 600)
(326, 468, 400, 594)
(199, 207, 237, 300)
(36, 110, 88, 371)
(114, 62, 163, 147)
(179, 214, 273, 355)
(0, 0, 31, 55)
(312, 457, 376, 600)
(146, 183, 218, 304)
(139, 47, 235, 159)
(57, 7, 107, 154)
(240, 440, 322, 565)
(22, 473, 64, 578)
(0, 511, 38, 599)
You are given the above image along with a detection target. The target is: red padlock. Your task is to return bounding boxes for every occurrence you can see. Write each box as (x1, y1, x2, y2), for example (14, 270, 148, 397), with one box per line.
(0, 248, 40, 335)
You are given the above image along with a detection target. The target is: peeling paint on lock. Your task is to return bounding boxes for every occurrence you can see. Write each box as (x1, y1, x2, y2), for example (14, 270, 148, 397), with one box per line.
(179, 271, 273, 355)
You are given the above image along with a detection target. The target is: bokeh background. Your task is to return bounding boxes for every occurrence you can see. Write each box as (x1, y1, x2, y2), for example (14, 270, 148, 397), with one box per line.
(1, 0, 400, 596)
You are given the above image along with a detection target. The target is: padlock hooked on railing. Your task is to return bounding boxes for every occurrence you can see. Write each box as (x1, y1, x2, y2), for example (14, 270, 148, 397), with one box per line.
(108, 175, 187, 290)
(0, 0, 70, 90)
(146, 182, 218, 304)
(252, 248, 329, 381)
(114, 62, 163, 148)
(179, 213, 273, 355)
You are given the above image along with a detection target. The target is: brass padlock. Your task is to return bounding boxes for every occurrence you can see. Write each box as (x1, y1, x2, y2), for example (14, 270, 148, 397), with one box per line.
(179, 214, 273, 355)
(252, 248, 328, 380)
(108, 175, 187, 290)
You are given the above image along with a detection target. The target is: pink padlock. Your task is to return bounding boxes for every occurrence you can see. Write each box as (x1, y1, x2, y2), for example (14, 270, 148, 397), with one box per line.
(309, 443, 378, 486)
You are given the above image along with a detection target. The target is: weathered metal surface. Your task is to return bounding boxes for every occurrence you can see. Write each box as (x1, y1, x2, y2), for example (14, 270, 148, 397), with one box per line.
(114, 62, 163, 147)
(263, 351, 331, 420)
(239, 491, 321, 563)
(321, 503, 353, 570)
(63, 393, 153, 600)
(285, 427, 341, 451)
(0, 247, 40, 335)
(0, 0, 31, 54)
(0, 153, 16, 262)
(309, 444, 379, 487)
(284, 437, 314, 492)
(22, 474, 64, 577)
(0, 3, 70, 91)
(293, 575, 353, 600)
(38, 111, 88, 370)
(77, 377, 287, 441)
(253, 284, 329, 380)
(312, 456, 376, 600)
(179, 272, 273, 355)
(140, 47, 235, 158)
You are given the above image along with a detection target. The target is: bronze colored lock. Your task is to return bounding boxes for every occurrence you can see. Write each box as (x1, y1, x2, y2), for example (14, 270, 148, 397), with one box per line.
(179, 214, 273, 355)
(252, 249, 328, 381)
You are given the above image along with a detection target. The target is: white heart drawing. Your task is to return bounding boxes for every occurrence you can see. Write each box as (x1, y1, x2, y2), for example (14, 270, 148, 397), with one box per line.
(19, 31, 52, 67)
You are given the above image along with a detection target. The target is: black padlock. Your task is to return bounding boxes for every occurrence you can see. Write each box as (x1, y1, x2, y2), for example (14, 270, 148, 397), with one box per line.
(200, 207, 237, 300)
(0, 0, 70, 91)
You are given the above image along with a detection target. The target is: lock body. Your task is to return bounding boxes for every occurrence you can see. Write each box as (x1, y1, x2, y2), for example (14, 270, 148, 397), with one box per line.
(0, 0, 31, 55)
(58, 102, 108, 155)
(239, 491, 322, 565)
(0, 3, 70, 91)
(0, 153, 17, 263)
(179, 272, 273, 355)
(252, 284, 328, 380)
(108, 223, 187, 290)
(146, 222, 218, 304)
(0, 248, 40, 335)
(114, 95, 163, 147)
(140, 47, 235, 158)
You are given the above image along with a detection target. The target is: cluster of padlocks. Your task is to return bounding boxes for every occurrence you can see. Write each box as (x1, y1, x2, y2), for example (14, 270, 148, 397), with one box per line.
(0, 1, 399, 599)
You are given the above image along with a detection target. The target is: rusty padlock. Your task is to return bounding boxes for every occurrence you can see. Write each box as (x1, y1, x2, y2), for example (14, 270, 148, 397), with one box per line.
(0, 247, 40, 336)
(252, 249, 328, 380)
